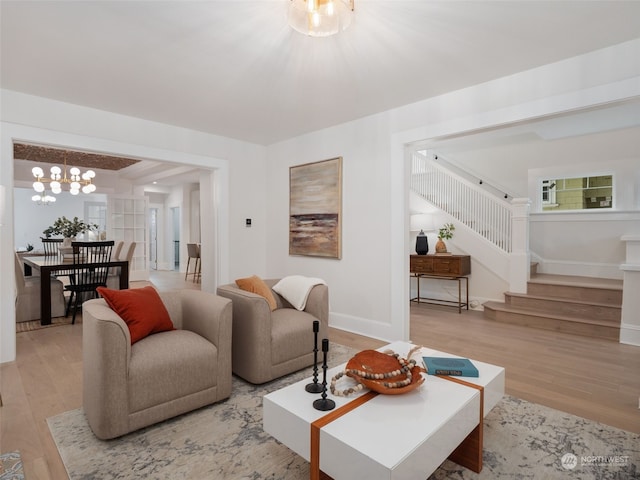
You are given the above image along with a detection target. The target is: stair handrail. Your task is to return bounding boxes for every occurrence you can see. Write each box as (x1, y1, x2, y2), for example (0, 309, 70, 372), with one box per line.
(411, 151, 514, 253)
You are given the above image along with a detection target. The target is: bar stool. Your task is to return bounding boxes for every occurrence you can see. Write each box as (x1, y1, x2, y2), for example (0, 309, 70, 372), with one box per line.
(185, 243, 201, 282)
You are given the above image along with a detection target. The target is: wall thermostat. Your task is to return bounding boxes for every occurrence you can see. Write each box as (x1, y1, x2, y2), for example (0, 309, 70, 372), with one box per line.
(246, 218, 252, 227)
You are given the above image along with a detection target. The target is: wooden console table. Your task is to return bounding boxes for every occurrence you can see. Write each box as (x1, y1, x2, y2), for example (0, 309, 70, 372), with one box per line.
(410, 254, 471, 313)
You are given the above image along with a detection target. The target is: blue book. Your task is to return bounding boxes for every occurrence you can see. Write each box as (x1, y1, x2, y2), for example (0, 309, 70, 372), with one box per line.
(422, 356, 479, 377)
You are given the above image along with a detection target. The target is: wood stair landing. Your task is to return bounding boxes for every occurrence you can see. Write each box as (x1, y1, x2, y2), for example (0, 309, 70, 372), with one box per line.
(483, 273, 623, 340)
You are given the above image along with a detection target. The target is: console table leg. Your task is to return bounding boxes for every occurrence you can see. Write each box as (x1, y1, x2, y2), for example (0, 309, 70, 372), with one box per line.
(465, 277, 470, 310)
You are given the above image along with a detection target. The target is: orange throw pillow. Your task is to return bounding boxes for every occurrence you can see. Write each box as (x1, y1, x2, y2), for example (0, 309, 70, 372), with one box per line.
(235, 275, 277, 311)
(96, 286, 175, 344)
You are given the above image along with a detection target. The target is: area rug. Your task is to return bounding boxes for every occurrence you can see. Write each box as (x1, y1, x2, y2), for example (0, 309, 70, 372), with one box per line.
(0, 451, 24, 480)
(48, 345, 639, 480)
(16, 315, 82, 333)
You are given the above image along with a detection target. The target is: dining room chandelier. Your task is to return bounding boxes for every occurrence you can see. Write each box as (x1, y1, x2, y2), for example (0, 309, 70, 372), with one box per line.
(31, 191, 56, 205)
(31, 154, 97, 197)
(288, 0, 354, 37)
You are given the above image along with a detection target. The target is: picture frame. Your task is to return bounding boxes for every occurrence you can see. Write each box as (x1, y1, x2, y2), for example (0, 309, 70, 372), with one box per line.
(289, 157, 342, 259)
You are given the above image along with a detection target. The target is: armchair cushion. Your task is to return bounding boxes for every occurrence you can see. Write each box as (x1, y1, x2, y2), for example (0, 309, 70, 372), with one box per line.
(235, 275, 277, 311)
(272, 275, 326, 310)
(128, 329, 218, 413)
(96, 286, 174, 344)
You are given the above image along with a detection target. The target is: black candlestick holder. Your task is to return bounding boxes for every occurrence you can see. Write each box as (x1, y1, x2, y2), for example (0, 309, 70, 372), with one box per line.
(313, 339, 335, 411)
(306, 320, 323, 393)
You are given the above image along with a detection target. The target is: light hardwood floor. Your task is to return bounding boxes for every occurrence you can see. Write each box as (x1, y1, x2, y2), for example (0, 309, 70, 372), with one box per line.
(1, 271, 639, 480)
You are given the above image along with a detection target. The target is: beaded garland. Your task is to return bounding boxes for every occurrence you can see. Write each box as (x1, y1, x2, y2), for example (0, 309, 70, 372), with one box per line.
(330, 352, 418, 397)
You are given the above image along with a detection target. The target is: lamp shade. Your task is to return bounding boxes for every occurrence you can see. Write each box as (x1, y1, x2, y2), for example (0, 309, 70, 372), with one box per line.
(410, 213, 434, 232)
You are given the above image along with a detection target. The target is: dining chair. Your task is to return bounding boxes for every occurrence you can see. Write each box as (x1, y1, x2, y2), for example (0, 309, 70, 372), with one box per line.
(41, 237, 63, 256)
(107, 240, 125, 278)
(113, 240, 124, 262)
(41, 237, 78, 285)
(185, 243, 201, 282)
(106, 241, 136, 289)
(14, 252, 66, 322)
(65, 240, 115, 324)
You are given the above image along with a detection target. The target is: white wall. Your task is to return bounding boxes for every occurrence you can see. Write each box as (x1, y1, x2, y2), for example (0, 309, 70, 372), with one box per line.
(189, 187, 201, 244)
(530, 211, 640, 279)
(266, 116, 395, 340)
(224, 147, 268, 281)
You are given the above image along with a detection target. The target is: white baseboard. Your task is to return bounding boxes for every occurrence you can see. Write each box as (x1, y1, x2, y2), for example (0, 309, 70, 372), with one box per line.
(329, 312, 399, 343)
(330, 296, 492, 342)
(620, 322, 640, 347)
(537, 259, 623, 280)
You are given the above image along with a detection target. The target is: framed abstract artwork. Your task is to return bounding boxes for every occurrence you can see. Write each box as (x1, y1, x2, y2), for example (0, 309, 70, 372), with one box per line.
(289, 157, 342, 259)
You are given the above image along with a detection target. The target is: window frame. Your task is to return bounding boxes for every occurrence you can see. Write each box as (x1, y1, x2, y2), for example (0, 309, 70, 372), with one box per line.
(540, 173, 614, 212)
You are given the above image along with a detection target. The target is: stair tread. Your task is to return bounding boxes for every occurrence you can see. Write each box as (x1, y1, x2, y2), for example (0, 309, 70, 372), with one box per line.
(529, 273, 622, 290)
(483, 301, 620, 327)
(504, 291, 621, 308)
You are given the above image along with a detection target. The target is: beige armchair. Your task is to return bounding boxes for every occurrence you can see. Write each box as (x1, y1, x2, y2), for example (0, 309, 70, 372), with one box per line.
(217, 279, 329, 384)
(82, 289, 232, 439)
(14, 252, 66, 322)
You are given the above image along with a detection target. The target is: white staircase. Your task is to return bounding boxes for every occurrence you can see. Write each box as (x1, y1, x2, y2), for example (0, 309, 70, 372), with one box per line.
(410, 151, 530, 292)
(410, 151, 638, 344)
(411, 151, 513, 252)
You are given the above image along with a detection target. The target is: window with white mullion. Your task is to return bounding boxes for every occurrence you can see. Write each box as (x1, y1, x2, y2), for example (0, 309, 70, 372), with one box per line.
(541, 174, 613, 211)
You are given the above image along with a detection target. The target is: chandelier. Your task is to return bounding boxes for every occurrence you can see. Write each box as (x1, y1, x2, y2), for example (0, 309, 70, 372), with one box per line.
(31, 192, 57, 205)
(288, 0, 354, 37)
(31, 153, 97, 199)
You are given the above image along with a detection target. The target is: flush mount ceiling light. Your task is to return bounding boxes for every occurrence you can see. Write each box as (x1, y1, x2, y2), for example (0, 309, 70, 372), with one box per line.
(288, 0, 354, 37)
(31, 151, 97, 198)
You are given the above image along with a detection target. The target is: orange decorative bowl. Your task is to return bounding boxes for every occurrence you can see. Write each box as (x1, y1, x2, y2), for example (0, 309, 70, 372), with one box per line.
(346, 349, 425, 395)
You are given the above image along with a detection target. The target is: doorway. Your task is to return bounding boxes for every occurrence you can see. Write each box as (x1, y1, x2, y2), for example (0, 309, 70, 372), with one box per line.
(149, 207, 158, 270)
(171, 206, 180, 271)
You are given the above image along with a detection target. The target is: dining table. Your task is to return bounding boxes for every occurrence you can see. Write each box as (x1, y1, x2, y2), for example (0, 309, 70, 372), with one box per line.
(21, 255, 129, 325)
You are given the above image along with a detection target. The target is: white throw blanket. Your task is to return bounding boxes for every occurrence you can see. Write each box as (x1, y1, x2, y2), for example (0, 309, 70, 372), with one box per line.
(272, 275, 326, 311)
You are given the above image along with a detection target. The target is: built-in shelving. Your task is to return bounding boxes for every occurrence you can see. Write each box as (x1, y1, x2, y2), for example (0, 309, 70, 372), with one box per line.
(108, 195, 149, 281)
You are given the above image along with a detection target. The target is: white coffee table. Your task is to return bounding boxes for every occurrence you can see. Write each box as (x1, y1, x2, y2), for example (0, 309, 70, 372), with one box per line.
(263, 341, 505, 480)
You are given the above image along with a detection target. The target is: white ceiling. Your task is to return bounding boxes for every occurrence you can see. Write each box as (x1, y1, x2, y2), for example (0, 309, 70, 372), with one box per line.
(2, 0, 640, 147)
